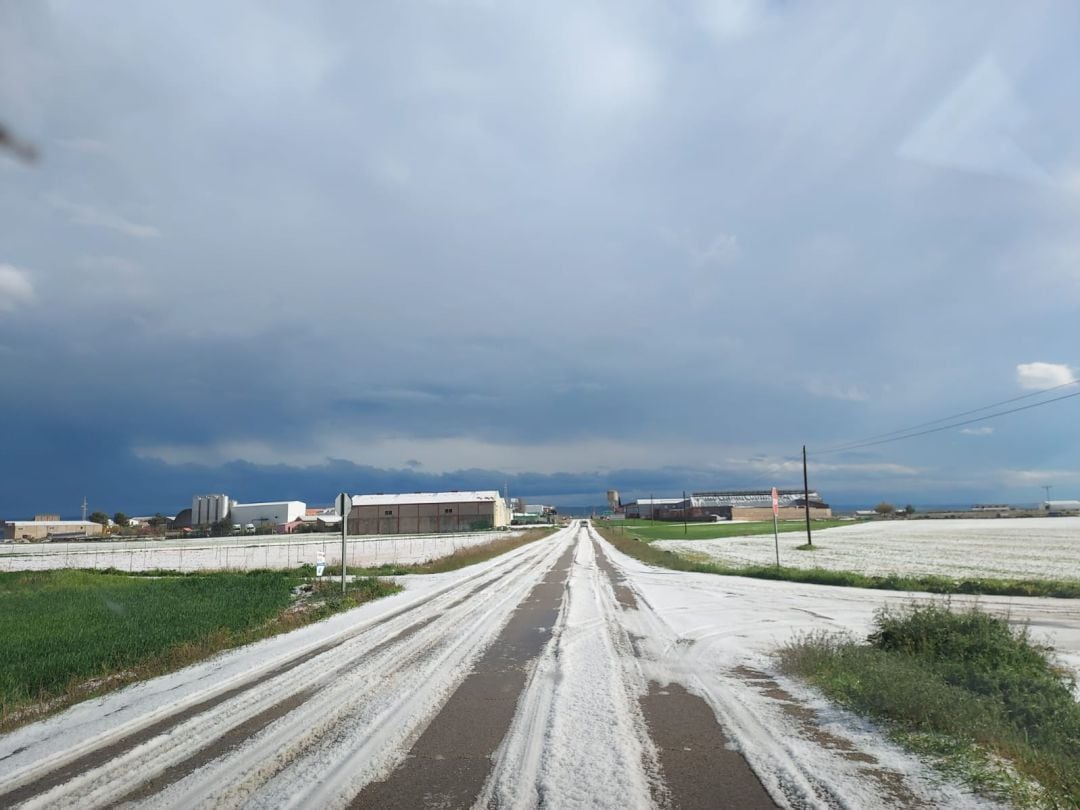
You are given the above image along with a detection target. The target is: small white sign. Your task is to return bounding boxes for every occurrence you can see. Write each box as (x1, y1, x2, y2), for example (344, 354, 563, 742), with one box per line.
(316, 552, 326, 577)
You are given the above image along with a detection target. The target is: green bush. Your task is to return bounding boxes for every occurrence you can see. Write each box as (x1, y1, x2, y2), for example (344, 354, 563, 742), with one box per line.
(778, 603, 1080, 806)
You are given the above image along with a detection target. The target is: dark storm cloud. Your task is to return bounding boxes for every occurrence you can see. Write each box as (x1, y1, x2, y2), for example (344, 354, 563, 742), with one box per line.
(3, 1, 1080, 515)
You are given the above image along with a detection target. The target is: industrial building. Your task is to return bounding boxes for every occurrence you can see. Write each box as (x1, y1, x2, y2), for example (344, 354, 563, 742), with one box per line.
(229, 501, 306, 528)
(191, 494, 231, 527)
(190, 494, 306, 529)
(3, 519, 104, 541)
(348, 491, 511, 535)
(626, 490, 831, 522)
(623, 498, 683, 519)
(1044, 500, 1080, 515)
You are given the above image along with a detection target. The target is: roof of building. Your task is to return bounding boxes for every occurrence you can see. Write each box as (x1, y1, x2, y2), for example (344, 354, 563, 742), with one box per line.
(351, 491, 503, 506)
(630, 498, 683, 506)
(231, 500, 305, 508)
(4, 520, 100, 527)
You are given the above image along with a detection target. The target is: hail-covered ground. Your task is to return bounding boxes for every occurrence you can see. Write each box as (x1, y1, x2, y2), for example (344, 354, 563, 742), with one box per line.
(0, 530, 518, 573)
(655, 517, 1080, 581)
(6, 521, 1078, 808)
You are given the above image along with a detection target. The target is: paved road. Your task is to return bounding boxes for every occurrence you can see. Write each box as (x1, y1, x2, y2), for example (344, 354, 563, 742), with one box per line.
(0, 520, 1017, 808)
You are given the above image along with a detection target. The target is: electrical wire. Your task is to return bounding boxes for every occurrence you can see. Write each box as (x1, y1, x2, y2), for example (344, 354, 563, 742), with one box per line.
(814, 377, 1079, 455)
(812, 387, 1080, 456)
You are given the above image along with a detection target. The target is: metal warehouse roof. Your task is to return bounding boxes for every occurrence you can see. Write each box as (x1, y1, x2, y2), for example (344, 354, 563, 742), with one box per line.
(5, 520, 100, 527)
(350, 491, 503, 506)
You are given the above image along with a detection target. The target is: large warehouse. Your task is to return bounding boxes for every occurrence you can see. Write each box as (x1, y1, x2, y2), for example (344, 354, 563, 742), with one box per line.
(654, 490, 832, 521)
(348, 491, 511, 535)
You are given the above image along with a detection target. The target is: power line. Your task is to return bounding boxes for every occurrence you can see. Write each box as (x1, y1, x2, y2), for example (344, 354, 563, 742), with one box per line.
(812, 387, 1080, 456)
(815, 377, 1079, 455)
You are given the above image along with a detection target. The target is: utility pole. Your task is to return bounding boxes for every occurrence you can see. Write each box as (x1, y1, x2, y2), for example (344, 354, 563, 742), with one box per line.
(803, 445, 812, 547)
(81, 497, 88, 522)
(683, 490, 688, 535)
(650, 493, 654, 521)
(1042, 484, 1053, 503)
(338, 492, 349, 595)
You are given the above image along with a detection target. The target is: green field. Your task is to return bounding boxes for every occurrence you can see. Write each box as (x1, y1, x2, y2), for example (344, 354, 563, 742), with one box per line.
(0, 569, 399, 729)
(609, 518, 848, 542)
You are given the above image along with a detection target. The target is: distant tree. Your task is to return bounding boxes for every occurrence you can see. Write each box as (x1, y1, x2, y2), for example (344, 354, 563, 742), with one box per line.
(211, 517, 233, 537)
(904, 504, 916, 516)
(88, 511, 110, 526)
(874, 502, 895, 516)
(113, 512, 130, 527)
(149, 512, 167, 528)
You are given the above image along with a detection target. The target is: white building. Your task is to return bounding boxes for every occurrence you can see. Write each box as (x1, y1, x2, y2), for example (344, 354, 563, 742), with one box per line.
(229, 501, 306, 527)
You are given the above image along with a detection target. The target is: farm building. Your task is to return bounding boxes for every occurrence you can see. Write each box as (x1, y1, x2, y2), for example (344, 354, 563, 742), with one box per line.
(654, 490, 832, 522)
(3, 519, 104, 541)
(347, 491, 511, 535)
(623, 498, 684, 519)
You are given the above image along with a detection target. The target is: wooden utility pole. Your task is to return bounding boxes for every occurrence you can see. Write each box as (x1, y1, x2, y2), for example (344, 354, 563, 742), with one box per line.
(803, 445, 812, 547)
(683, 490, 688, 535)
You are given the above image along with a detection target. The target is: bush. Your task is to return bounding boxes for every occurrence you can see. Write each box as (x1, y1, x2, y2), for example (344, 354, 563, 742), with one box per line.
(778, 603, 1080, 806)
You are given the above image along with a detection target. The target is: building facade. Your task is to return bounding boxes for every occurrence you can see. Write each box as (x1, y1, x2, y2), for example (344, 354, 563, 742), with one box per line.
(229, 501, 306, 528)
(3, 520, 104, 541)
(652, 490, 832, 521)
(348, 491, 511, 535)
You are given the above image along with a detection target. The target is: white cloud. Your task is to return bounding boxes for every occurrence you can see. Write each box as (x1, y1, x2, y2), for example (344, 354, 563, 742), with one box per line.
(691, 233, 740, 268)
(726, 455, 920, 477)
(694, 0, 771, 41)
(0, 264, 36, 311)
(1016, 361, 1076, 390)
(1000, 468, 1080, 487)
(898, 56, 1051, 184)
(960, 426, 994, 436)
(49, 197, 161, 239)
(803, 378, 869, 402)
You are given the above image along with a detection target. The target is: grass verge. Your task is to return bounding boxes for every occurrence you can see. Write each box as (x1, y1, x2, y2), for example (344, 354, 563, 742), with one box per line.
(317, 527, 558, 578)
(615, 518, 847, 542)
(593, 525, 1080, 599)
(0, 568, 400, 732)
(776, 603, 1080, 807)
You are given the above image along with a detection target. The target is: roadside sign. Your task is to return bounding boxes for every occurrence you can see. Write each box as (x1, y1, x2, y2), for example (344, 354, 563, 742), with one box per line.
(337, 492, 350, 517)
(316, 552, 326, 578)
(771, 487, 779, 517)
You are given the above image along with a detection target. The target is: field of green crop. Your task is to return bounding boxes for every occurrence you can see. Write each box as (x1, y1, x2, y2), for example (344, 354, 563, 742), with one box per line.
(0, 569, 398, 728)
(610, 517, 847, 542)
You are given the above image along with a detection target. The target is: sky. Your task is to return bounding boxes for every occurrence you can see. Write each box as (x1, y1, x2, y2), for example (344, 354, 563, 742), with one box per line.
(2, 1, 1080, 516)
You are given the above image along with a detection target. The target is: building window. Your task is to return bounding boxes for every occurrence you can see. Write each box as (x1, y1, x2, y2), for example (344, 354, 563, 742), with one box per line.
(384, 510, 393, 516)
(444, 508, 453, 514)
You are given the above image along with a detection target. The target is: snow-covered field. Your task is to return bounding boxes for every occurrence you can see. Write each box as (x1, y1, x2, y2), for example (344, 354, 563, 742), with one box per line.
(0, 530, 518, 573)
(656, 517, 1080, 581)
(4, 521, 1079, 807)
